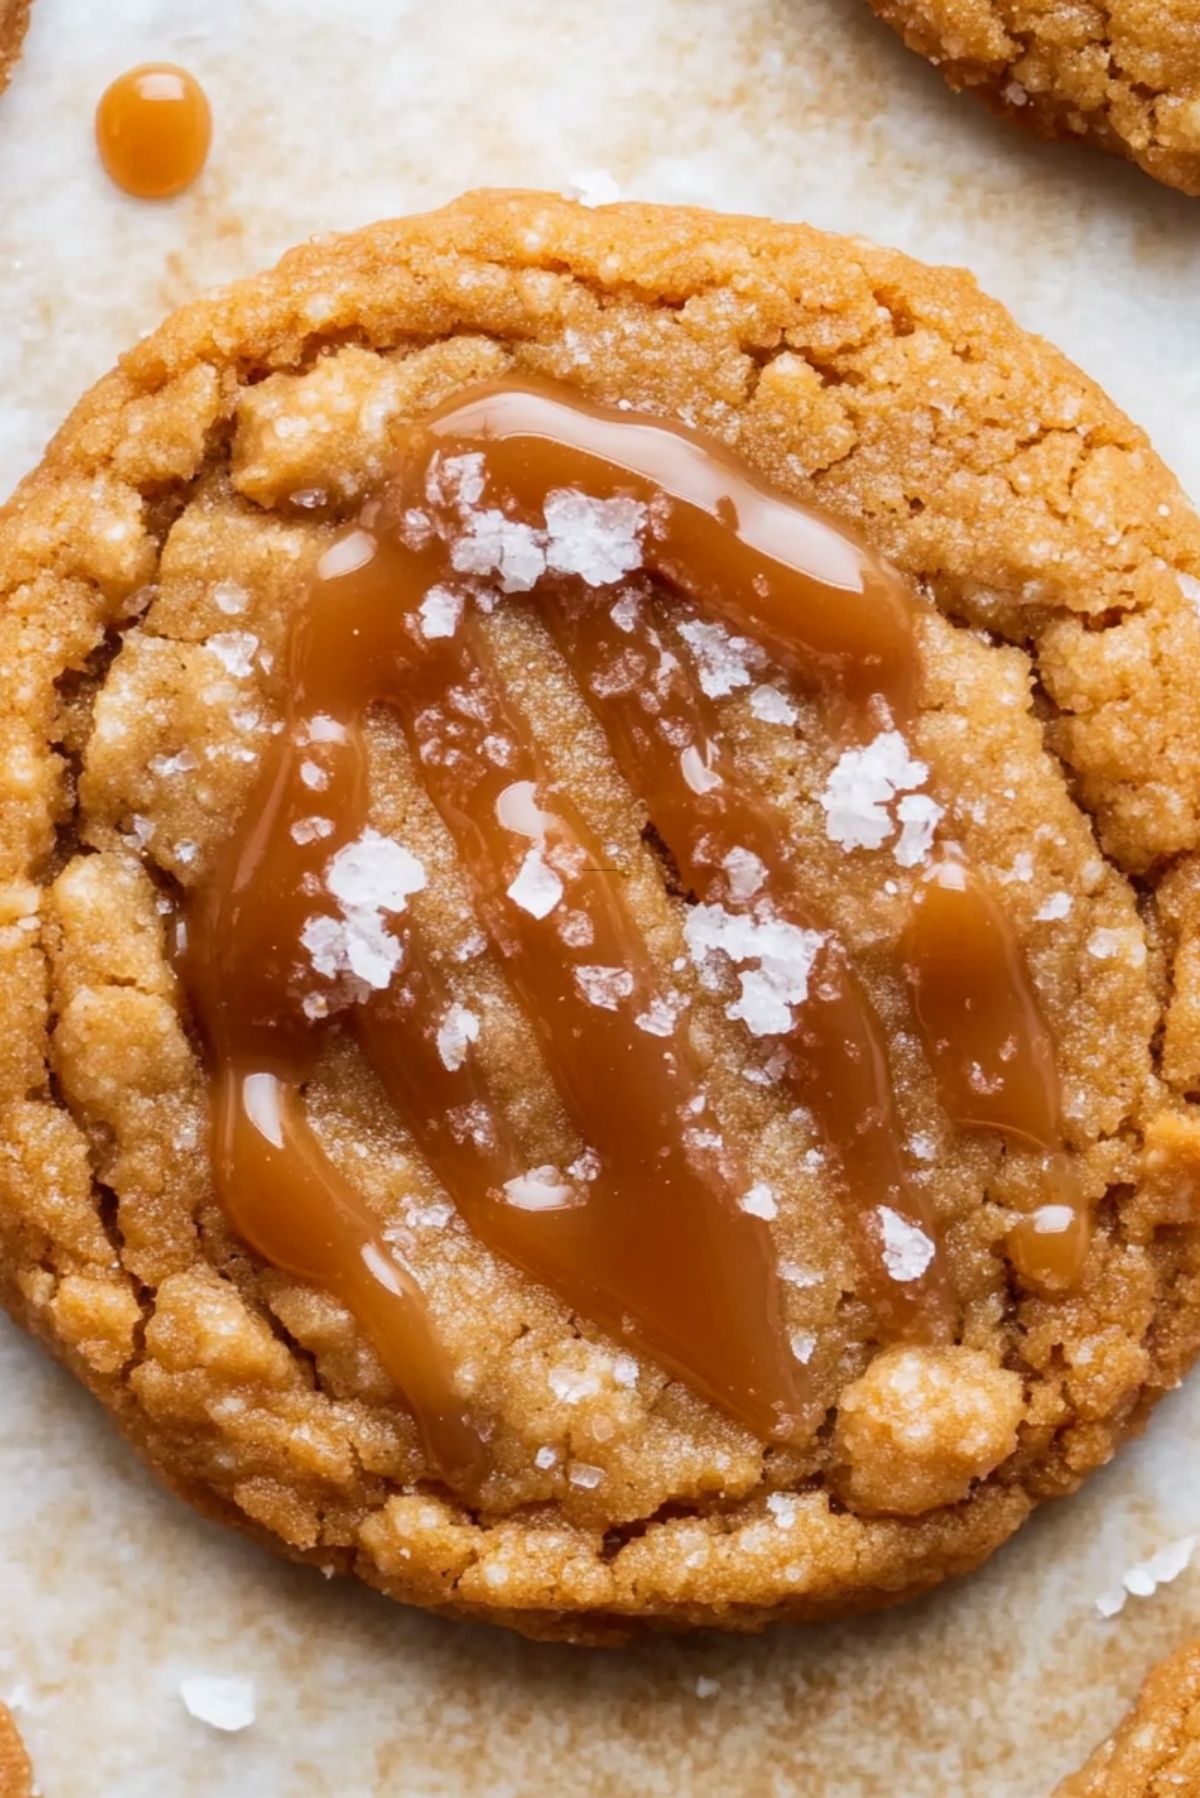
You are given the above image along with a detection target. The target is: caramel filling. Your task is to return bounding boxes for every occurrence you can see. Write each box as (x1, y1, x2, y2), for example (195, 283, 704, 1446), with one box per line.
(183, 380, 1080, 1482)
(95, 64, 211, 200)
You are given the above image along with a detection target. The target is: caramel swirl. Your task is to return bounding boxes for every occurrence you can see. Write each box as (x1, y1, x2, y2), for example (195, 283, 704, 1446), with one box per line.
(184, 378, 1077, 1481)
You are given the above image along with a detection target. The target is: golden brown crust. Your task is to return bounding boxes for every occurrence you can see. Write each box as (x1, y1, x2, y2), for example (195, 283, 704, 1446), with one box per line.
(0, 0, 30, 98)
(2, 191, 1200, 1641)
(0, 1704, 33, 1798)
(1056, 1643, 1200, 1795)
(867, 0, 1200, 197)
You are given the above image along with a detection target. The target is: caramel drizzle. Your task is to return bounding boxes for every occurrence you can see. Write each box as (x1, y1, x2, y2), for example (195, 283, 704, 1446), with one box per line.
(543, 587, 955, 1339)
(184, 379, 1079, 1483)
(904, 860, 1089, 1292)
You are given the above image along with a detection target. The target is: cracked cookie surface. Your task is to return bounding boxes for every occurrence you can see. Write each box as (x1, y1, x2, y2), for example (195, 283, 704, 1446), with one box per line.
(2, 191, 1200, 1642)
(1056, 1642, 1200, 1795)
(867, 0, 1200, 196)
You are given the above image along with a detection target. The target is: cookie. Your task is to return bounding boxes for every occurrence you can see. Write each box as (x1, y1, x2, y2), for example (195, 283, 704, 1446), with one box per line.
(0, 1704, 33, 1798)
(3, 191, 1200, 1642)
(867, 0, 1200, 197)
(0, 0, 30, 98)
(1056, 1642, 1200, 1795)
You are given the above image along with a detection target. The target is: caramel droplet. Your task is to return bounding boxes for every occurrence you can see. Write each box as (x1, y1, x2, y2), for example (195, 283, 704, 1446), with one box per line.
(95, 64, 211, 199)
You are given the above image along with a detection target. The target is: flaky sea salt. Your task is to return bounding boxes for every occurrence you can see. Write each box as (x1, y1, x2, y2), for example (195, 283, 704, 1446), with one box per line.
(291, 817, 334, 846)
(894, 793, 945, 869)
(327, 831, 426, 912)
(722, 846, 767, 901)
(568, 1462, 606, 1489)
(301, 829, 426, 993)
(574, 965, 635, 1009)
(212, 579, 249, 615)
(820, 731, 937, 862)
(749, 685, 797, 726)
(549, 1365, 602, 1403)
(634, 994, 680, 1037)
(738, 1182, 778, 1221)
(1096, 1536, 1197, 1618)
(206, 631, 259, 678)
(507, 845, 564, 919)
(436, 1002, 480, 1072)
(1035, 892, 1073, 922)
(544, 490, 645, 586)
(504, 1166, 577, 1211)
(418, 584, 465, 639)
(179, 1675, 256, 1733)
(878, 1207, 936, 1283)
(677, 617, 758, 699)
(789, 1331, 817, 1364)
(1178, 571, 1200, 615)
(450, 510, 546, 592)
(683, 902, 824, 1037)
(1087, 926, 1147, 966)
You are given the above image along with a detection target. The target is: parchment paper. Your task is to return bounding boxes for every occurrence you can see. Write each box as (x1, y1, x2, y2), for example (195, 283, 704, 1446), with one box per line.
(1, 3, 1198, 1792)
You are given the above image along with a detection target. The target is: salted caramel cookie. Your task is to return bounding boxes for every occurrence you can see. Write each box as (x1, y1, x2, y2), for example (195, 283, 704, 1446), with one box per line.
(0, 0, 30, 98)
(2, 192, 1200, 1642)
(1056, 1643, 1200, 1795)
(0, 1704, 33, 1798)
(867, 0, 1200, 197)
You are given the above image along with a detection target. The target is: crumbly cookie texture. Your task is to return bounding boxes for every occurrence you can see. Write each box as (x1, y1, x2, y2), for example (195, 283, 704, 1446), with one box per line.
(2, 191, 1200, 1642)
(0, 0, 30, 97)
(868, 0, 1200, 196)
(0, 1703, 33, 1798)
(1056, 1643, 1200, 1795)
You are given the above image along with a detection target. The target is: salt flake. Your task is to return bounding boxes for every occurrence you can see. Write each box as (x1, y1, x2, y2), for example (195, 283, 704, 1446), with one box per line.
(436, 1003, 480, 1072)
(179, 1676, 256, 1733)
(507, 846, 564, 919)
(544, 490, 645, 586)
(878, 1207, 936, 1283)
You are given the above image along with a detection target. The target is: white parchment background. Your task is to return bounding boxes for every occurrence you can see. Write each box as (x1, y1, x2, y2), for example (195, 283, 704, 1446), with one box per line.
(1, 2, 1198, 1793)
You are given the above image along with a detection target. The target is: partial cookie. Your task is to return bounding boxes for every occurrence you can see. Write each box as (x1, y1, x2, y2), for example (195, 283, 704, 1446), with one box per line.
(0, 1704, 33, 1798)
(1056, 1642, 1200, 1795)
(0, 0, 30, 98)
(867, 0, 1200, 197)
(2, 192, 1200, 1642)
